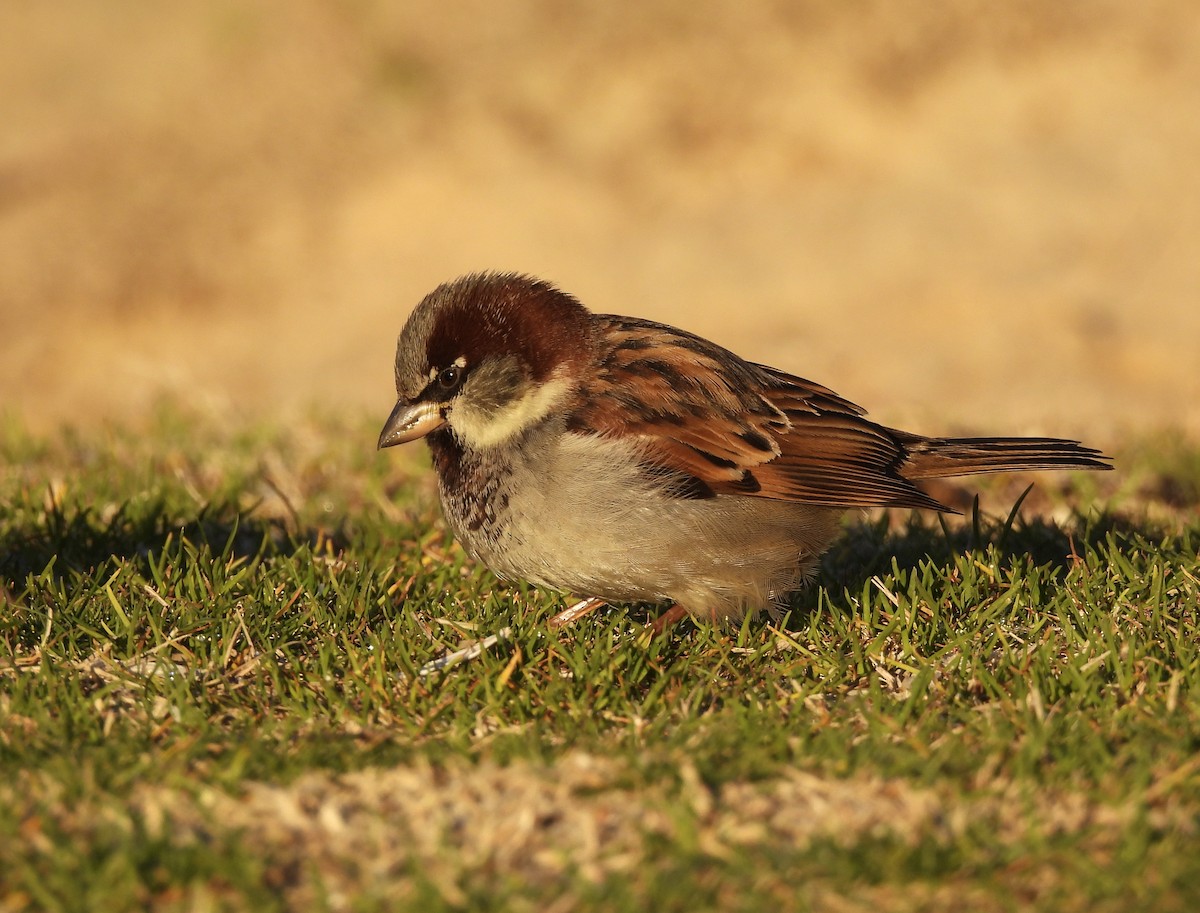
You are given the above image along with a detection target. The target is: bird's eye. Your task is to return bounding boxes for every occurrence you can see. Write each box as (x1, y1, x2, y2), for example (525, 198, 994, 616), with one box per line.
(436, 365, 462, 391)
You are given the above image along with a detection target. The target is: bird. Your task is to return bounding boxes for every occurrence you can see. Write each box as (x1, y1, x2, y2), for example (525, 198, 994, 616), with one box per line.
(378, 272, 1111, 628)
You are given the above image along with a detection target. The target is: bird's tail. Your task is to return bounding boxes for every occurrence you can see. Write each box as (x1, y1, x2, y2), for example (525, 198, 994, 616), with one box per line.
(899, 435, 1112, 480)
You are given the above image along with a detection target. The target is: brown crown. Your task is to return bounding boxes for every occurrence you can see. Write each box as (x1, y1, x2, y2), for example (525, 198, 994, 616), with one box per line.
(422, 273, 595, 381)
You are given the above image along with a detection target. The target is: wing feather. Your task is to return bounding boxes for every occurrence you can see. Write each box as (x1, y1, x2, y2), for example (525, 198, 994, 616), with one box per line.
(569, 316, 946, 511)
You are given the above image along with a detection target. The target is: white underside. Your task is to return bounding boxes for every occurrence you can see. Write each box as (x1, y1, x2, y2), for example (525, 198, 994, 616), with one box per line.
(446, 425, 843, 622)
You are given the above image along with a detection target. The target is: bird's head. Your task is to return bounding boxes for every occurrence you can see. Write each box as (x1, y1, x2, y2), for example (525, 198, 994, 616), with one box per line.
(377, 273, 594, 451)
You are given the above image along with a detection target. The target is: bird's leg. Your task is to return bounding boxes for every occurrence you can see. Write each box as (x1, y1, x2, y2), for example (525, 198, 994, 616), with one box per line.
(549, 596, 608, 628)
(649, 603, 689, 637)
(550, 597, 688, 639)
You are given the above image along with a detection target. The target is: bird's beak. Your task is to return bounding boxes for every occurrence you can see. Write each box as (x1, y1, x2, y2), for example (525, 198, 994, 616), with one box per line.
(377, 400, 446, 449)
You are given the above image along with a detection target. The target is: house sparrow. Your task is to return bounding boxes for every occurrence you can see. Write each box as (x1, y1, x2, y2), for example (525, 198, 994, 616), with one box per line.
(378, 272, 1111, 625)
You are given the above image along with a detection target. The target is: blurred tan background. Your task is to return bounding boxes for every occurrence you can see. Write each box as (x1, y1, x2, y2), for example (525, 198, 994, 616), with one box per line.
(2, 0, 1197, 441)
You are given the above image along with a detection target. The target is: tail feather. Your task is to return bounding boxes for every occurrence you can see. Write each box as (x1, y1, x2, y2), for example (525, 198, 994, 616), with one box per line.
(900, 436, 1113, 480)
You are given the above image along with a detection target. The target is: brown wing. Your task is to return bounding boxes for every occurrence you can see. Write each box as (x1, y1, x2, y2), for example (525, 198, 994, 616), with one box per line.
(569, 315, 946, 511)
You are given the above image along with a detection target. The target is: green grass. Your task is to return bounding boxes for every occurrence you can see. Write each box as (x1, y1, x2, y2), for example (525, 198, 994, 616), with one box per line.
(1, 411, 1198, 912)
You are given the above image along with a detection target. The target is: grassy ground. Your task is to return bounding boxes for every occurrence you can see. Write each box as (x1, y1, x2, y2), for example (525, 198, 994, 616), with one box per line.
(1, 411, 1197, 912)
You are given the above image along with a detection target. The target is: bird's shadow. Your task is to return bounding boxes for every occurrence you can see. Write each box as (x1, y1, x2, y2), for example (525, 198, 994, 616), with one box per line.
(782, 499, 1142, 629)
(0, 490, 339, 627)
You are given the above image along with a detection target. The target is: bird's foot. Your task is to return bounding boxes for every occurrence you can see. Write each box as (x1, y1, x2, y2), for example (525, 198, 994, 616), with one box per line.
(648, 603, 689, 638)
(548, 596, 608, 628)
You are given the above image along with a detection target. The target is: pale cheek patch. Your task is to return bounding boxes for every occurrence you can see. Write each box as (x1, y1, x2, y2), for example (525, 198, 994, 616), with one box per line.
(450, 375, 571, 448)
